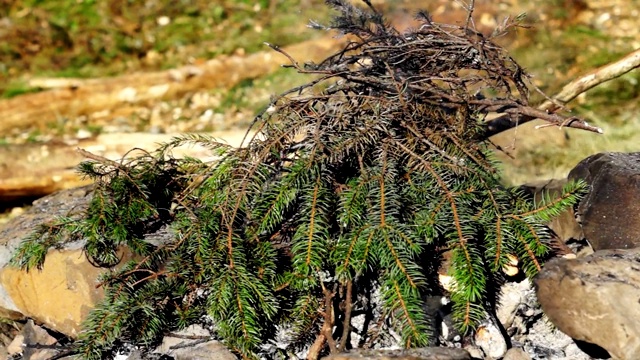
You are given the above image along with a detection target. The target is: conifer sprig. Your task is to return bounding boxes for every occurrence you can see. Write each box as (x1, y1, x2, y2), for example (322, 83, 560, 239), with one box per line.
(11, 1, 589, 358)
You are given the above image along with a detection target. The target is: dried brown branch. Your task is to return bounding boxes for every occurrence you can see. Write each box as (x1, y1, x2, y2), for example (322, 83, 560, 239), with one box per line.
(307, 285, 337, 360)
(323, 285, 338, 353)
(542, 48, 640, 111)
(338, 280, 353, 351)
(76, 147, 124, 169)
(483, 48, 640, 137)
(307, 334, 326, 360)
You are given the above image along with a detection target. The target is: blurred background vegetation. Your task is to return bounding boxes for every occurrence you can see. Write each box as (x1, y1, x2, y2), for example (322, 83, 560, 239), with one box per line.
(0, 0, 638, 185)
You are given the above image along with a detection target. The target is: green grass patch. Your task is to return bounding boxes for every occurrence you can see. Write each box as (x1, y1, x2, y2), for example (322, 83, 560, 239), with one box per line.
(2, 81, 42, 98)
(0, 0, 331, 84)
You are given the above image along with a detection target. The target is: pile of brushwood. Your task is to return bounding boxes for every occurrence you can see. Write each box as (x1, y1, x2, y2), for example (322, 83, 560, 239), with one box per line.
(11, 1, 591, 359)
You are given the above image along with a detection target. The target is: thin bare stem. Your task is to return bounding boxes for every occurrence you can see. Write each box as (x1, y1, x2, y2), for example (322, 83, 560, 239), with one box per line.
(338, 280, 353, 351)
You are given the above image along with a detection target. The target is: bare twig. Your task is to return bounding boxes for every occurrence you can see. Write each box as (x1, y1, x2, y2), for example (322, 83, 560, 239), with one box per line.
(483, 48, 640, 137)
(307, 334, 326, 360)
(307, 283, 338, 360)
(323, 285, 338, 353)
(169, 338, 211, 350)
(338, 280, 353, 351)
(166, 332, 212, 340)
(76, 147, 123, 169)
(542, 48, 640, 111)
(44, 349, 79, 360)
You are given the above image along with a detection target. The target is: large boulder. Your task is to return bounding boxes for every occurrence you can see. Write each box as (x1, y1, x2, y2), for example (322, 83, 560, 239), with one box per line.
(535, 248, 640, 360)
(568, 152, 640, 250)
(0, 186, 93, 335)
(0, 186, 168, 337)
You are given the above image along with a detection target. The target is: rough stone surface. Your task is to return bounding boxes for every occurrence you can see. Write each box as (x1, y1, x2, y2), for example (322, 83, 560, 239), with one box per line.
(0, 186, 93, 335)
(153, 324, 211, 354)
(6, 320, 57, 360)
(151, 324, 236, 360)
(167, 341, 237, 360)
(474, 321, 508, 359)
(6, 334, 23, 356)
(503, 347, 531, 360)
(462, 345, 483, 359)
(519, 178, 583, 242)
(0, 186, 162, 337)
(497, 279, 592, 360)
(568, 152, 640, 250)
(496, 279, 533, 330)
(21, 320, 58, 360)
(519, 319, 588, 360)
(322, 348, 471, 360)
(535, 248, 640, 359)
(0, 248, 107, 337)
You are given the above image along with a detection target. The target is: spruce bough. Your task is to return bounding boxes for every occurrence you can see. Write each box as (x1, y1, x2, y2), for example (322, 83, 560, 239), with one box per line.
(12, 1, 587, 358)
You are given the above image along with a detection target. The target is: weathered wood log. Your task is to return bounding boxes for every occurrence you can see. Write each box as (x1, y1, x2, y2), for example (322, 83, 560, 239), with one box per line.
(0, 36, 345, 135)
(0, 131, 250, 202)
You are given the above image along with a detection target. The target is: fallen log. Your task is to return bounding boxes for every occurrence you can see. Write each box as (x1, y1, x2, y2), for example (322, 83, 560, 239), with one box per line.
(0, 36, 345, 135)
(0, 131, 249, 202)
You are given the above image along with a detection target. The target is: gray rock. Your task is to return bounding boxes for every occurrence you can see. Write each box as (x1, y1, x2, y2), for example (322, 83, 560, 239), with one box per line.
(535, 248, 640, 359)
(474, 321, 507, 359)
(503, 347, 531, 360)
(519, 318, 590, 360)
(322, 347, 471, 360)
(153, 324, 226, 360)
(568, 152, 640, 250)
(497, 278, 591, 360)
(0, 185, 94, 266)
(166, 341, 236, 360)
(496, 279, 535, 330)
(10, 320, 57, 360)
(462, 345, 483, 359)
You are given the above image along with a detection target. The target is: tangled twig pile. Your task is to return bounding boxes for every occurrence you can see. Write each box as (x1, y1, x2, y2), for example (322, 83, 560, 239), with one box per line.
(262, 0, 601, 145)
(12, 1, 589, 359)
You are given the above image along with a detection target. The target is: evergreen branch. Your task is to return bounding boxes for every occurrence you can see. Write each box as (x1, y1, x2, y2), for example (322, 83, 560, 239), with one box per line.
(334, 225, 367, 280)
(508, 217, 545, 251)
(381, 277, 429, 347)
(11, 218, 77, 270)
(306, 177, 322, 267)
(394, 139, 474, 275)
(393, 280, 419, 346)
(378, 146, 388, 227)
(235, 283, 250, 341)
(290, 293, 322, 336)
(516, 179, 587, 221)
(509, 219, 545, 273)
(441, 131, 494, 172)
(493, 217, 503, 270)
(381, 227, 417, 288)
(357, 229, 376, 276)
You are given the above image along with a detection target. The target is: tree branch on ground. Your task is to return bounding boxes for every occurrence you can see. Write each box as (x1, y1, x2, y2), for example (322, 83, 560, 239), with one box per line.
(483, 48, 640, 137)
